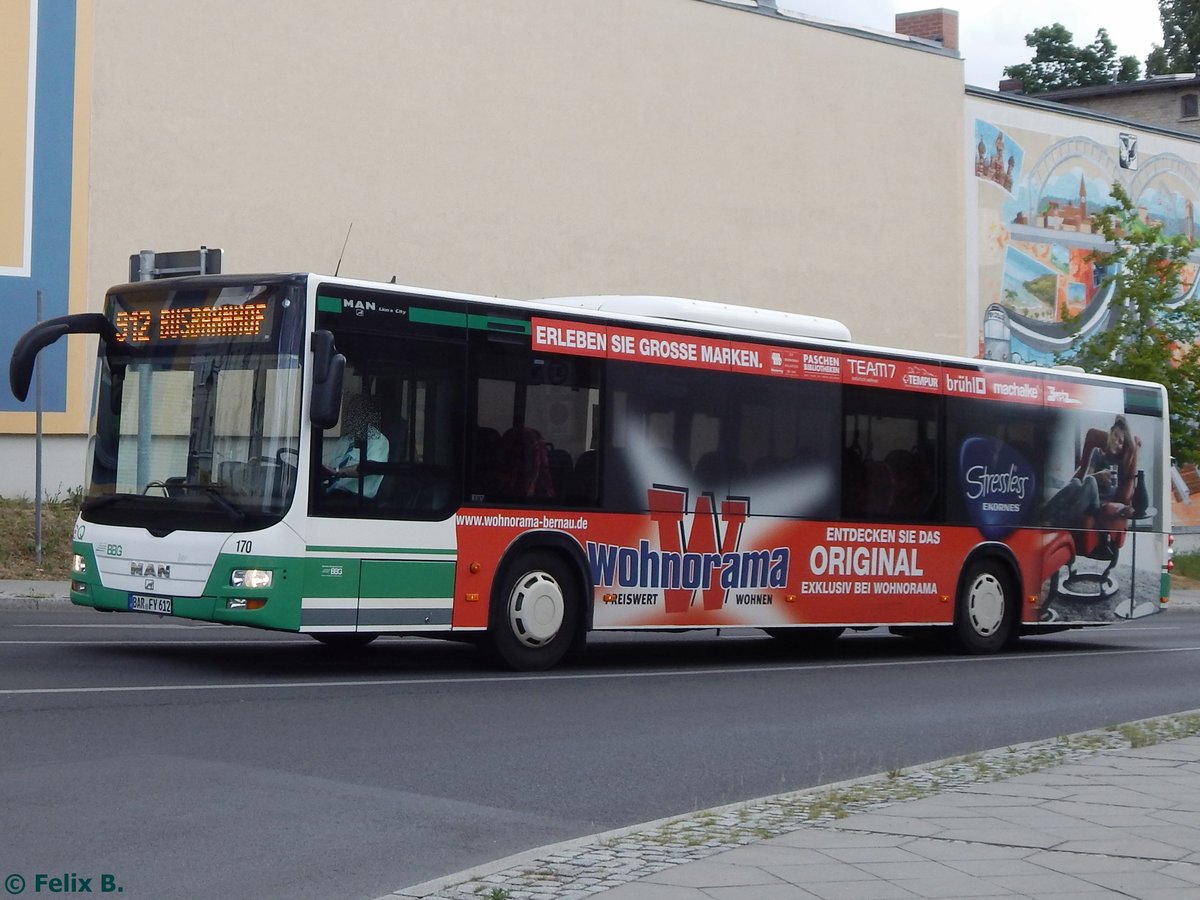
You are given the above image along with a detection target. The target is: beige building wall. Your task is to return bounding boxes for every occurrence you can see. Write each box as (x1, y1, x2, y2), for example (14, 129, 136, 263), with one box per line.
(84, 0, 966, 352)
(2, 0, 969, 498)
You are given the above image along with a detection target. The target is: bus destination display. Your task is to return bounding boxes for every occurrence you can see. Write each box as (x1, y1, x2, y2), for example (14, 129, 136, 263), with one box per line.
(113, 301, 271, 344)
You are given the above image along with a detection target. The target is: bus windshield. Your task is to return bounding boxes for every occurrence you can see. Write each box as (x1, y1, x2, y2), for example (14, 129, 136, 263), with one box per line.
(83, 279, 306, 533)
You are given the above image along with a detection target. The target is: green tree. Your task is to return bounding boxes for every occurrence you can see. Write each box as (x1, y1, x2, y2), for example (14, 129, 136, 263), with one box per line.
(1058, 183, 1200, 461)
(1146, 0, 1200, 75)
(1003, 24, 1141, 92)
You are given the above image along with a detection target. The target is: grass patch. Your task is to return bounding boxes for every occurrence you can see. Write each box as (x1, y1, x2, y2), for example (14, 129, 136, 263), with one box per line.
(0, 496, 80, 580)
(1172, 550, 1200, 585)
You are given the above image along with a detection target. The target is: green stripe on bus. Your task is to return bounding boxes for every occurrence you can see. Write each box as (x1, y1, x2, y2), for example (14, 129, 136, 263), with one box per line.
(302, 558, 362, 599)
(410, 306, 530, 334)
(360, 560, 455, 599)
(317, 294, 343, 313)
(300, 558, 456, 600)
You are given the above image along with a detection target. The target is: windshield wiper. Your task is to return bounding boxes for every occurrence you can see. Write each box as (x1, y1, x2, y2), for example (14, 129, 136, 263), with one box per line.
(175, 482, 247, 520)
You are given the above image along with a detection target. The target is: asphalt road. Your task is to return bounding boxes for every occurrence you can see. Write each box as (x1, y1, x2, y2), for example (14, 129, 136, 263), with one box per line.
(4, 605, 1200, 900)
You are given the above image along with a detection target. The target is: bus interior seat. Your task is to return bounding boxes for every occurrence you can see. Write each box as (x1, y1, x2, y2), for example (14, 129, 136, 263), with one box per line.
(381, 416, 408, 464)
(497, 426, 554, 498)
(862, 459, 894, 517)
(694, 451, 745, 486)
(368, 416, 408, 506)
(885, 449, 921, 518)
(472, 427, 501, 496)
(546, 445, 574, 497)
(571, 449, 598, 502)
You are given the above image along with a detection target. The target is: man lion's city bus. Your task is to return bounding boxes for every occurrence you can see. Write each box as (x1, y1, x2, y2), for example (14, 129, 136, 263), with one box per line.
(9, 274, 1173, 669)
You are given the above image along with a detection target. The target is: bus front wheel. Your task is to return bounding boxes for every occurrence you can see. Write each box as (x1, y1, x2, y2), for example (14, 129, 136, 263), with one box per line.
(953, 560, 1013, 653)
(488, 552, 580, 671)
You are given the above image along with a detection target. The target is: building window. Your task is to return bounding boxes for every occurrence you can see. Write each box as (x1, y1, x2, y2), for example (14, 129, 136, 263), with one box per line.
(1182, 93, 1198, 119)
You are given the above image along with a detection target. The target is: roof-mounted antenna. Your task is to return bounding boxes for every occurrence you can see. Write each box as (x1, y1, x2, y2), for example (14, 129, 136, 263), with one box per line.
(334, 222, 353, 277)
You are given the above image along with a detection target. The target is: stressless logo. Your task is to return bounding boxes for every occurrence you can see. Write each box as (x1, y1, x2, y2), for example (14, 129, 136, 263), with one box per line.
(958, 436, 1036, 540)
(586, 487, 789, 613)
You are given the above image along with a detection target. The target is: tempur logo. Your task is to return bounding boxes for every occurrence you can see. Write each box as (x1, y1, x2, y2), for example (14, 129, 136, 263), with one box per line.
(902, 365, 939, 390)
(586, 487, 789, 613)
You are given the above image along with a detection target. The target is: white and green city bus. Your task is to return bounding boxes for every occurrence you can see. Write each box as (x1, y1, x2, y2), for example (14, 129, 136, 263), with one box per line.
(9, 273, 1173, 669)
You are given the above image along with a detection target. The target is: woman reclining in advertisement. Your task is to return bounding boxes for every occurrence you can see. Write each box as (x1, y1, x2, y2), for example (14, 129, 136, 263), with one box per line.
(1037, 415, 1139, 573)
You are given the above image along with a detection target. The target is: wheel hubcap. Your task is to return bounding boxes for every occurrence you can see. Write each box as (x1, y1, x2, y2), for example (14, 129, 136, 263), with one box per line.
(967, 573, 1005, 636)
(508, 571, 565, 647)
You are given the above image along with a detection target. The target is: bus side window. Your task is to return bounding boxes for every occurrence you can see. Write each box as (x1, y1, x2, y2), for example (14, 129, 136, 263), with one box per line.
(842, 386, 940, 522)
(469, 336, 601, 507)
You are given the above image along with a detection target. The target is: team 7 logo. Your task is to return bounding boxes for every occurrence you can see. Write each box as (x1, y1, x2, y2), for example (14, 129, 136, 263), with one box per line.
(586, 486, 789, 613)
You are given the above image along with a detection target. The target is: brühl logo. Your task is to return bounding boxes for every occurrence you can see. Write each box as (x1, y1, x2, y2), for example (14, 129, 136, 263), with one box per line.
(586, 487, 789, 613)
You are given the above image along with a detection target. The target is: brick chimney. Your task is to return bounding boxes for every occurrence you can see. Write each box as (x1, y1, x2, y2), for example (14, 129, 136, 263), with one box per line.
(895, 8, 959, 51)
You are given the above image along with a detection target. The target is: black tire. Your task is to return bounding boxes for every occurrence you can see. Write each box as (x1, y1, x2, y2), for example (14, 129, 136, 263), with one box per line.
(488, 551, 581, 671)
(952, 560, 1013, 654)
(311, 633, 378, 650)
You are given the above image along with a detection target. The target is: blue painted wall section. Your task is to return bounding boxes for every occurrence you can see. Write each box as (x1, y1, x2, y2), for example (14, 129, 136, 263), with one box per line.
(1, 1, 77, 413)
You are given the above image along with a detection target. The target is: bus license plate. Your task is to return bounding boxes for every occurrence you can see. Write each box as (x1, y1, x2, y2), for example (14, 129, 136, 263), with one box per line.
(128, 594, 172, 615)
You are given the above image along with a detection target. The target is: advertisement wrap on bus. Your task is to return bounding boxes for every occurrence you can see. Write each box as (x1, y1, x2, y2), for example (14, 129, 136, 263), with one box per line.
(440, 317, 1165, 633)
(8, 273, 1171, 670)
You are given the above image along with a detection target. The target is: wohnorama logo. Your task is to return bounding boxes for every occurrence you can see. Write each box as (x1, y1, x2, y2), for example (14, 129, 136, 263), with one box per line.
(586, 487, 789, 613)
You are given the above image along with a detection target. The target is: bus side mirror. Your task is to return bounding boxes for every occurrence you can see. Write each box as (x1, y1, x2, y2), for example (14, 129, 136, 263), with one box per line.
(9, 313, 120, 402)
(310, 330, 345, 430)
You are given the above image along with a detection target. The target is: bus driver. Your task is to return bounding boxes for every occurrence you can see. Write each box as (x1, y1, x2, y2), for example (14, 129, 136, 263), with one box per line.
(322, 393, 390, 499)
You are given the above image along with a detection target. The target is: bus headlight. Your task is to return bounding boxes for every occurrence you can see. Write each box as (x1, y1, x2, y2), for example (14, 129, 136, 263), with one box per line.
(71, 554, 87, 575)
(231, 569, 273, 589)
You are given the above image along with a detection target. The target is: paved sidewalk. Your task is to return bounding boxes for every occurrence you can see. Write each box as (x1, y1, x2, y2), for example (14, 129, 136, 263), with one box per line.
(393, 717, 1200, 900)
(585, 734, 1200, 899)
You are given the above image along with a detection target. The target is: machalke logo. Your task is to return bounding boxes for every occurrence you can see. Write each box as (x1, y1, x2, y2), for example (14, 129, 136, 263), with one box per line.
(586, 487, 789, 613)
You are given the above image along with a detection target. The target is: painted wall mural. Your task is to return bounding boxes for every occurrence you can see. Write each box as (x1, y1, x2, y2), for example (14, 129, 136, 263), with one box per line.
(975, 121, 1200, 369)
(970, 100, 1200, 526)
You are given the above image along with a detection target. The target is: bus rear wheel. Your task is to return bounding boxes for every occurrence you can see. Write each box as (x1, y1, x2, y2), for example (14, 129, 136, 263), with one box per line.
(953, 560, 1013, 654)
(488, 552, 580, 671)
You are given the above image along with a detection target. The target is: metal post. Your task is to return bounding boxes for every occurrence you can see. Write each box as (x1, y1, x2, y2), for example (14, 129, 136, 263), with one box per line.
(135, 253, 155, 490)
(34, 289, 43, 567)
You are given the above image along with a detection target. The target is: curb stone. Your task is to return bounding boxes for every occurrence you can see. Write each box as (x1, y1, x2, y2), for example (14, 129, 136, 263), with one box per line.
(0, 581, 70, 609)
(385, 710, 1200, 900)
